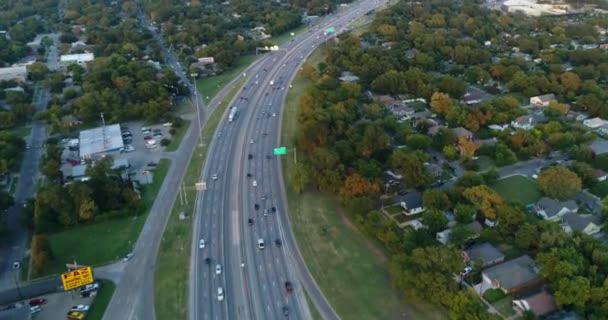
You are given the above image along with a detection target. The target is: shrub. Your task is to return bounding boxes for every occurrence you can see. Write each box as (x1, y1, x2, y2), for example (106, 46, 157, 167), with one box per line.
(160, 138, 171, 146)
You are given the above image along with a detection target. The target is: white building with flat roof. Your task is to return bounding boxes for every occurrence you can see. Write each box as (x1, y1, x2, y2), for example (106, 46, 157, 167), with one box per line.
(0, 65, 28, 82)
(79, 124, 124, 158)
(60, 52, 95, 66)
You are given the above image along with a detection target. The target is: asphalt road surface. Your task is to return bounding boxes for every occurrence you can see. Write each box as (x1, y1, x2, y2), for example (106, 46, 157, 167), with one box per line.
(190, 1, 388, 320)
(0, 34, 59, 290)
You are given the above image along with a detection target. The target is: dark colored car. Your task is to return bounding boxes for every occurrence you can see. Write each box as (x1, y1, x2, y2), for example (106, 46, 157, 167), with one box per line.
(144, 135, 152, 140)
(148, 162, 157, 167)
(275, 239, 282, 247)
(254, 203, 260, 210)
(248, 154, 253, 160)
(248, 218, 254, 226)
(246, 173, 252, 179)
(282, 306, 289, 317)
(29, 298, 47, 306)
(284, 281, 293, 293)
(266, 154, 272, 159)
(205, 258, 211, 265)
(271, 207, 277, 213)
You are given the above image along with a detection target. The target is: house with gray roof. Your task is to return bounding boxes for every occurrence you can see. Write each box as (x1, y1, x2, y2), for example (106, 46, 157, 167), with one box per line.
(534, 197, 578, 221)
(462, 243, 505, 267)
(482, 255, 542, 294)
(560, 212, 603, 236)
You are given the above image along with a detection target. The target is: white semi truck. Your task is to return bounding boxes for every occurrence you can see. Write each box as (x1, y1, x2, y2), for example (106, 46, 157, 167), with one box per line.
(228, 107, 237, 123)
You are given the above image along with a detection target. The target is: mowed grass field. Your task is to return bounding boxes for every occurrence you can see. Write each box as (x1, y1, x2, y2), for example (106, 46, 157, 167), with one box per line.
(492, 175, 543, 205)
(43, 159, 171, 277)
(281, 48, 446, 320)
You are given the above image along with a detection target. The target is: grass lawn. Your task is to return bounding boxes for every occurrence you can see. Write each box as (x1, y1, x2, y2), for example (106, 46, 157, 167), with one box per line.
(87, 279, 116, 320)
(475, 156, 495, 171)
(40, 160, 171, 277)
(154, 78, 245, 320)
(197, 55, 257, 103)
(281, 48, 446, 320)
(164, 120, 191, 152)
(492, 175, 542, 205)
(270, 24, 309, 45)
(590, 180, 608, 198)
(383, 205, 403, 215)
(482, 288, 506, 303)
(492, 296, 516, 317)
(10, 126, 32, 138)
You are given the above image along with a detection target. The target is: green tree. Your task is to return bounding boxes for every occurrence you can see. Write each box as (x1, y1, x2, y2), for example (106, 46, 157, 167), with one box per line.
(422, 189, 451, 210)
(454, 204, 476, 224)
(422, 209, 448, 233)
(28, 62, 49, 81)
(287, 162, 310, 194)
(390, 150, 433, 188)
(537, 166, 582, 200)
(554, 276, 591, 309)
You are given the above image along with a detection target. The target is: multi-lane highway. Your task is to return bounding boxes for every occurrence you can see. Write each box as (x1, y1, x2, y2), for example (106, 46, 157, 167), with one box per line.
(190, 1, 388, 319)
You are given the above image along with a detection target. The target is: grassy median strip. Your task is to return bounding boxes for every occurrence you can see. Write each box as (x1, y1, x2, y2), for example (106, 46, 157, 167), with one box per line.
(154, 78, 245, 320)
(88, 279, 116, 320)
(197, 56, 256, 103)
(281, 49, 445, 319)
(40, 160, 171, 278)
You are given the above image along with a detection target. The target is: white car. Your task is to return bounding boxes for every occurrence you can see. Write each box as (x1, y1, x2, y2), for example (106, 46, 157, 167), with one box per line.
(141, 127, 150, 132)
(162, 122, 173, 127)
(199, 239, 206, 249)
(215, 264, 222, 275)
(250, 139, 254, 144)
(460, 266, 473, 277)
(212, 174, 218, 180)
(30, 306, 41, 314)
(70, 304, 90, 312)
(258, 238, 265, 249)
(217, 287, 224, 301)
(123, 252, 134, 261)
(125, 145, 135, 152)
(252, 180, 257, 187)
(272, 113, 276, 117)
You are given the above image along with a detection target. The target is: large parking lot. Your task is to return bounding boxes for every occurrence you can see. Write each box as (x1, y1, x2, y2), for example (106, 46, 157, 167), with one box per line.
(0, 282, 101, 320)
(60, 121, 174, 185)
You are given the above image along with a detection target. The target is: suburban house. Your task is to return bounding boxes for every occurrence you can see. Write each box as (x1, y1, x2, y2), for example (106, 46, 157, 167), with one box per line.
(463, 87, 492, 105)
(529, 94, 556, 108)
(390, 105, 415, 119)
(482, 255, 542, 295)
(534, 197, 578, 221)
(488, 124, 509, 131)
(428, 125, 446, 136)
(560, 212, 603, 236)
(339, 71, 359, 82)
(594, 170, 608, 182)
(0, 65, 28, 82)
(583, 117, 608, 129)
(399, 192, 425, 215)
(512, 291, 557, 317)
(462, 243, 505, 267)
(511, 115, 534, 130)
(436, 221, 483, 245)
(452, 127, 473, 141)
(378, 95, 398, 108)
(190, 57, 223, 77)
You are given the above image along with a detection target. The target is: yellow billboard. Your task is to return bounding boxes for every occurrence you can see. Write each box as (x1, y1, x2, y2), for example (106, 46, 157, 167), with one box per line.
(61, 266, 94, 291)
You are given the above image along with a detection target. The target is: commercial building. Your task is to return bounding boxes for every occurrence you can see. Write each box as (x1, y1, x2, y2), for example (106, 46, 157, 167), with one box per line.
(0, 65, 28, 82)
(60, 53, 95, 66)
(79, 124, 124, 158)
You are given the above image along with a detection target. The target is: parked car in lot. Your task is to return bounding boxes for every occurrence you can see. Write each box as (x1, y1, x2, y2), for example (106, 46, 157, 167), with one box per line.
(162, 122, 172, 127)
(29, 298, 47, 306)
(148, 162, 157, 167)
(70, 304, 90, 312)
(153, 128, 162, 133)
(78, 282, 100, 293)
(67, 158, 80, 166)
(67, 311, 86, 320)
(153, 132, 163, 137)
(30, 306, 41, 314)
(144, 135, 153, 140)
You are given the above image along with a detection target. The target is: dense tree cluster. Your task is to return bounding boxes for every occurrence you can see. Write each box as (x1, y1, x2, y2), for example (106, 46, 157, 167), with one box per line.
(33, 156, 140, 233)
(290, 0, 608, 317)
(0, 0, 56, 66)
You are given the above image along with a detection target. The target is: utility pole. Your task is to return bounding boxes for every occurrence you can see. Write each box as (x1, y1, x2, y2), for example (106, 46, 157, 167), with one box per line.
(190, 73, 204, 151)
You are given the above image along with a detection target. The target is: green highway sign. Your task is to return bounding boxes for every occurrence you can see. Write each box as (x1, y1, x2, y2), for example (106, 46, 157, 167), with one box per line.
(273, 147, 287, 155)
